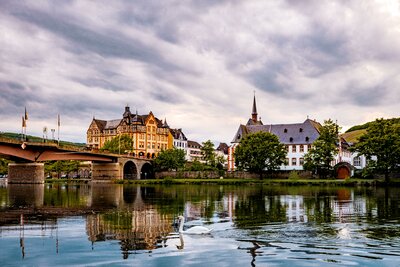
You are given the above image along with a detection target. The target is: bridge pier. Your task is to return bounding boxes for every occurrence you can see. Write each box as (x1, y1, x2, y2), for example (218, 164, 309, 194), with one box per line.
(8, 163, 45, 184)
(92, 162, 122, 182)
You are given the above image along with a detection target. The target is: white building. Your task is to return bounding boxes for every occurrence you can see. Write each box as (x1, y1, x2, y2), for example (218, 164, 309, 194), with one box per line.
(228, 95, 321, 171)
(170, 128, 188, 159)
(228, 95, 367, 177)
(187, 140, 203, 162)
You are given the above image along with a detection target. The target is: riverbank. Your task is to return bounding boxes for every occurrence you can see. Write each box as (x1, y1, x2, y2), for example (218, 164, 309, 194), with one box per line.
(113, 178, 400, 186)
(43, 177, 400, 186)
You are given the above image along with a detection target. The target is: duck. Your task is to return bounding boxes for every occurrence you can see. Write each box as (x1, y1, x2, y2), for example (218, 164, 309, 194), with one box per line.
(177, 215, 212, 235)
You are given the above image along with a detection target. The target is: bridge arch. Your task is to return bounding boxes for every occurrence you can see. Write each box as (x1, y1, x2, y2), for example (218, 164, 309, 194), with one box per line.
(123, 160, 138, 180)
(140, 162, 154, 179)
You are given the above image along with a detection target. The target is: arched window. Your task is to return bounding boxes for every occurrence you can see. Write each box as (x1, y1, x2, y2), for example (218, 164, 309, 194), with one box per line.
(289, 137, 293, 142)
(305, 136, 309, 142)
(284, 129, 288, 133)
(299, 128, 303, 132)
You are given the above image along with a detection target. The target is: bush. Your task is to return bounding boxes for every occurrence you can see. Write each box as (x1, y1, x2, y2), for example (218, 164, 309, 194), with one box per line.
(288, 171, 301, 180)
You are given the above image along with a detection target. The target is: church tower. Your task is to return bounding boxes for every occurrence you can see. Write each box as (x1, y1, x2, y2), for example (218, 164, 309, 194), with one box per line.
(252, 93, 258, 122)
(246, 92, 263, 126)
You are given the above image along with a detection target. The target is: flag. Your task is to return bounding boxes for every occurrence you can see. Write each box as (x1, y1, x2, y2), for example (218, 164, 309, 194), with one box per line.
(58, 114, 60, 127)
(24, 107, 28, 120)
(22, 116, 26, 128)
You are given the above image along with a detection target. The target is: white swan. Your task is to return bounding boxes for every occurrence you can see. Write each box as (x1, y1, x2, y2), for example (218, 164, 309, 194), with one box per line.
(178, 215, 212, 235)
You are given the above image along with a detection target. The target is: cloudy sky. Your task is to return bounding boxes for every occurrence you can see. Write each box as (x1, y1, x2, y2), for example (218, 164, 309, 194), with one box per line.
(1, 0, 399, 144)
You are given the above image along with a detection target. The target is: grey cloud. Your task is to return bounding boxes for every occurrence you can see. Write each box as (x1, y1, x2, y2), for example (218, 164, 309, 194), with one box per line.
(9, 5, 182, 73)
(347, 84, 387, 107)
(72, 77, 129, 92)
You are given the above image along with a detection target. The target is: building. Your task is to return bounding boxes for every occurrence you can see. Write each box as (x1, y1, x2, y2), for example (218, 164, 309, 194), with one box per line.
(216, 142, 229, 168)
(170, 128, 188, 158)
(187, 140, 202, 162)
(86, 106, 171, 158)
(228, 95, 321, 171)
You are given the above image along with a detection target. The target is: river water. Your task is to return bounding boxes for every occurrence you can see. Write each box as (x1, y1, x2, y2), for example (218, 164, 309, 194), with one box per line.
(0, 183, 399, 266)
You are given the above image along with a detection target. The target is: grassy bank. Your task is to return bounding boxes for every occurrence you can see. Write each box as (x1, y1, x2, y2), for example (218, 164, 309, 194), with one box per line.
(44, 177, 400, 186)
(113, 177, 400, 186)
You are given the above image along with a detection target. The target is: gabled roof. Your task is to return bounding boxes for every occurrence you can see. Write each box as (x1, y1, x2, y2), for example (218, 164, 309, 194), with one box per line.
(216, 142, 229, 154)
(105, 119, 122, 129)
(232, 119, 321, 144)
(93, 119, 107, 131)
(170, 128, 187, 140)
(188, 140, 202, 148)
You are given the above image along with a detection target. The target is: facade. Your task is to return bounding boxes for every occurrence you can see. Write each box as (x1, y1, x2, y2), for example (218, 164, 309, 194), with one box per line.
(170, 128, 189, 159)
(187, 140, 203, 162)
(87, 106, 171, 158)
(228, 95, 321, 171)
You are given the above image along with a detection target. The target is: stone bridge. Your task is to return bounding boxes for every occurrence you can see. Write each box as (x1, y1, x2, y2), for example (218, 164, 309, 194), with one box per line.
(0, 137, 153, 183)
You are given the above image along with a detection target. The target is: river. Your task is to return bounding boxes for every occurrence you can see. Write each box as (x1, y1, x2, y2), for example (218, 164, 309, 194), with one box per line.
(0, 183, 399, 266)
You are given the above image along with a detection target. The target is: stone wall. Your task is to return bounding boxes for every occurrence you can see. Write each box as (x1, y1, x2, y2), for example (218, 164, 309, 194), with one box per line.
(8, 163, 45, 184)
(155, 170, 313, 179)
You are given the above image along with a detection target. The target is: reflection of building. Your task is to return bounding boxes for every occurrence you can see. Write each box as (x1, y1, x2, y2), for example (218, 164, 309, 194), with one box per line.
(86, 210, 173, 257)
(87, 106, 171, 158)
(280, 195, 308, 222)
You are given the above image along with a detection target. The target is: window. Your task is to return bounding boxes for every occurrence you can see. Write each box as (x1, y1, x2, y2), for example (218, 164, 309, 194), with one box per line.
(292, 158, 297, 166)
(292, 145, 297, 153)
(285, 158, 289, 165)
(299, 158, 304, 165)
(300, 145, 304, 152)
(353, 157, 361, 166)
(289, 137, 293, 142)
(305, 136, 309, 142)
(308, 144, 312, 151)
(285, 145, 289, 152)
(299, 128, 303, 132)
(284, 128, 288, 133)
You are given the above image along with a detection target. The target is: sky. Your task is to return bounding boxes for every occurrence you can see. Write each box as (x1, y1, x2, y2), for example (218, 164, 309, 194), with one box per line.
(1, 0, 400, 144)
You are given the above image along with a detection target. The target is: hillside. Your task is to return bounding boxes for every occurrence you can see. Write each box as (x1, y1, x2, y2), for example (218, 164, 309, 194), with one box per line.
(346, 117, 400, 133)
(0, 132, 86, 148)
(340, 129, 366, 143)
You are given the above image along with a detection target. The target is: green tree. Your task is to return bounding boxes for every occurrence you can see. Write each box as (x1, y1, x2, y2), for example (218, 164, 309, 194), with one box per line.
(45, 160, 80, 178)
(352, 118, 400, 183)
(201, 140, 216, 166)
(303, 119, 339, 178)
(0, 158, 11, 174)
(154, 148, 186, 171)
(234, 131, 286, 177)
(101, 134, 133, 154)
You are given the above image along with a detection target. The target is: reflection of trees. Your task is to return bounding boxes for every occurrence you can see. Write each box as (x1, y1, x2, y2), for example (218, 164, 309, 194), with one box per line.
(43, 184, 90, 208)
(235, 189, 287, 228)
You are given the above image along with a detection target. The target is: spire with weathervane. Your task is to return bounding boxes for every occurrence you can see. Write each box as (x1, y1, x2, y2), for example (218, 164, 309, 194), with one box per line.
(252, 91, 257, 122)
(246, 91, 263, 126)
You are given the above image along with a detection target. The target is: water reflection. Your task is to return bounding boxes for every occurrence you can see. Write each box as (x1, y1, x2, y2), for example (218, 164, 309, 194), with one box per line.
(0, 184, 400, 265)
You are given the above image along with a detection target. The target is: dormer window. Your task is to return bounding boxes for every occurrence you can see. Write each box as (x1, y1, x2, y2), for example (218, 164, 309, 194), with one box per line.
(305, 137, 309, 142)
(289, 137, 293, 142)
(284, 129, 288, 133)
(237, 134, 241, 139)
(299, 128, 303, 133)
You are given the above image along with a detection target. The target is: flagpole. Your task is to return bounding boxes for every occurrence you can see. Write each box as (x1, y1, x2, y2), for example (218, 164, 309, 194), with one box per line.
(57, 114, 60, 145)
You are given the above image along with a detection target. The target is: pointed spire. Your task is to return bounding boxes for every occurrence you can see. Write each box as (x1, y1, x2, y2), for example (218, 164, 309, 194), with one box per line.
(252, 91, 257, 122)
(163, 117, 169, 128)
